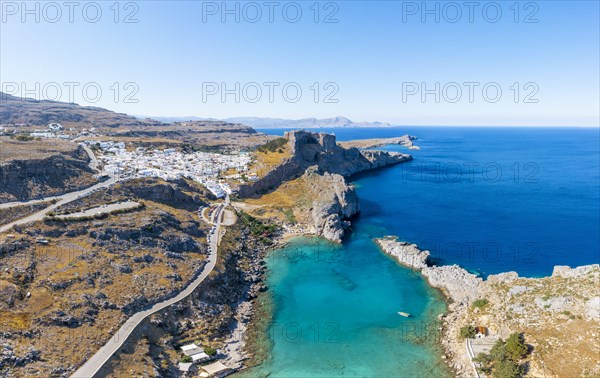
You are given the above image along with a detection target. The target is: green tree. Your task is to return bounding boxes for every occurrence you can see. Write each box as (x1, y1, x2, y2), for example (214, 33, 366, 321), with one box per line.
(473, 352, 494, 375)
(180, 355, 192, 363)
(204, 346, 217, 356)
(493, 359, 524, 378)
(460, 325, 476, 339)
(505, 333, 528, 361)
(490, 339, 508, 362)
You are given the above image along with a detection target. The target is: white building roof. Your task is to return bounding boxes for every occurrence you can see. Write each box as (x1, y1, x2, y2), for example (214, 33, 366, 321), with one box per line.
(201, 361, 230, 376)
(181, 343, 204, 356)
(179, 362, 196, 372)
(191, 352, 210, 362)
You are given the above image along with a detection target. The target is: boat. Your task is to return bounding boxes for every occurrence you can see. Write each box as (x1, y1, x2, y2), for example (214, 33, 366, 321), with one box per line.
(398, 312, 411, 317)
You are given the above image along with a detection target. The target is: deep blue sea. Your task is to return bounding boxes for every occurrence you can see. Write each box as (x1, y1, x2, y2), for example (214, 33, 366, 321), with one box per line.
(238, 127, 600, 378)
(258, 127, 600, 277)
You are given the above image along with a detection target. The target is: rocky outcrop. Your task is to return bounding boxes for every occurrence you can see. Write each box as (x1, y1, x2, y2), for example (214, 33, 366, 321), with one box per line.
(375, 237, 484, 305)
(339, 134, 418, 149)
(0, 144, 97, 203)
(421, 265, 483, 304)
(238, 130, 412, 197)
(374, 238, 429, 269)
(302, 166, 359, 242)
(552, 264, 599, 278)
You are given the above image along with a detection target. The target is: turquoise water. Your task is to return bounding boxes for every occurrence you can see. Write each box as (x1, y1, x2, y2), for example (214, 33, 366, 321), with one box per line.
(240, 127, 600, 377)
(240, 237, 450, 378)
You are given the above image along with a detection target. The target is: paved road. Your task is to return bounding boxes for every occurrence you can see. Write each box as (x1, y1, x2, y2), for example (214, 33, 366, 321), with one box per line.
(54, 201, 140, 220)
(80, 144, 99, 170)
(0, 177, 120, 233)
(71, 198, 226, 378)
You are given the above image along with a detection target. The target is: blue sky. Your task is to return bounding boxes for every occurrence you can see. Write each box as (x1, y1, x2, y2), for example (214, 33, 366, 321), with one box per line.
(1, 0, 599, 126)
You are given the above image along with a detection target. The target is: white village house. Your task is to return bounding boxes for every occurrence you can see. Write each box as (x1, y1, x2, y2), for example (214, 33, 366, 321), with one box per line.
(181, 343, 211, 363)
(199, 361, 232, 378)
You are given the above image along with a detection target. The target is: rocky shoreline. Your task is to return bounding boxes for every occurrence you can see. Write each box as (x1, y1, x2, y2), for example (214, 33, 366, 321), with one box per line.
(375, 236, 600, 377)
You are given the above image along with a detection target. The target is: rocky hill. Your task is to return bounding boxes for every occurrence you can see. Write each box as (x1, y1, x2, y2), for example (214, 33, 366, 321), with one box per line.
(238, 130, 411, 197)
(235, 131, 411, 242)
(0, 92, 159, 128)
(0, 178, 213, 377)
(96, 209, 271, 376)
(376, 237, 600, 377)
(107, 121, 273, 151)
(0, 137, 98, 203)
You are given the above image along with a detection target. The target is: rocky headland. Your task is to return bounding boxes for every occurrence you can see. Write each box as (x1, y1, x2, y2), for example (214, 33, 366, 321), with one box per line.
(236, 131, 411, 242)
(339, 134, 419, 150)
(238, 130, 411, 198)
(375, 236, 600, 377)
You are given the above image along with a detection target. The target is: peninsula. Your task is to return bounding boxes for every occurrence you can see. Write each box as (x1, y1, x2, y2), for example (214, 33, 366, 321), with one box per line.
(375, 237, 600, 377)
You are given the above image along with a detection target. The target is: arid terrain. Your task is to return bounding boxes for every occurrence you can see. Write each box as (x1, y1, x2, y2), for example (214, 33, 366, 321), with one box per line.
(0, 178, 214, 376)
(376, 238, 600, 378)
(0, 137, 98, 203)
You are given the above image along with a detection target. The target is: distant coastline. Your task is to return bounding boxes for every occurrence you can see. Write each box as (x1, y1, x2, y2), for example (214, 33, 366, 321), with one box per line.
(138, 115, 393, 129)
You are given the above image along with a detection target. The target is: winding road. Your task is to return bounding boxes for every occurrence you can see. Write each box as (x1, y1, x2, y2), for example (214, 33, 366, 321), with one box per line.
(0, 143, 121, 232)
(1, 143, 230, 377)
(0, 177, 119, 233)
(71, 197, 227, 378)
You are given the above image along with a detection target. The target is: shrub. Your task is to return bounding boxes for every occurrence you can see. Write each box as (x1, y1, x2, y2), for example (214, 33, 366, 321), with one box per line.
(257, 137, 287, 153)
(474, 334, 528, 378)
(180, 355, 192, 363)
(283, 209, 297, 224)
(239, 212, 278, 240)
(493, 359, 524, 378)
(473, 298, 489, 309)
(505, 333, 527, 361)
(473, 352, 494, 375)
(15, 134, 33, 141)
(490, 339, 508, 361)
(204, 346, 217, 356)
(460, 325, 476, 339)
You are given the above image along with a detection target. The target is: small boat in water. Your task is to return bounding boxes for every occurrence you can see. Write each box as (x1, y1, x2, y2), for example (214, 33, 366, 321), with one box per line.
(398, 312, 411, 317)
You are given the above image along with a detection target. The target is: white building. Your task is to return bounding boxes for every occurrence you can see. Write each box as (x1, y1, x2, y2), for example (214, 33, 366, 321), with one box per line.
(199, 361, 232, 378)
(47, 123, 63, 131)
(181, 343, 204, 357)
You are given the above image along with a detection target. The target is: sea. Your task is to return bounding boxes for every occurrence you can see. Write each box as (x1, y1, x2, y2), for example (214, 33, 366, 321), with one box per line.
(236, 127, 600, 378)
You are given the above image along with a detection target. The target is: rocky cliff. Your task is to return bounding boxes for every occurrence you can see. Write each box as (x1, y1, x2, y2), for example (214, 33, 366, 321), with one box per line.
(375, 237, 484, 304)
(238, 130, 411, 197)
(303, 166, 359, 242)
(0, 139, 98, 203)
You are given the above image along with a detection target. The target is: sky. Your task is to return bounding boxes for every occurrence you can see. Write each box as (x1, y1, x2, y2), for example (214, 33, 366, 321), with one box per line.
(1, 0, 599, 126)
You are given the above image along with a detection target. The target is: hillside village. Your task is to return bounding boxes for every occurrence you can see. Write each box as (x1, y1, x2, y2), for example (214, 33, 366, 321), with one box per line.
(87, 140, 255, 198)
